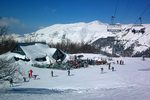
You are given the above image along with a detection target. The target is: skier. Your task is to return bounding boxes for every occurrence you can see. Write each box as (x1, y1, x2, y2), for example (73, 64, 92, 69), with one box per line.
(117, 60, 119, 64)
(9, 78, 13, 87)
(120, 60, 122, 65)
(122, 60, 124, 65)
(108, 63, 111, 70)
(68, 69, 70, 76)
(23, 77, 26, 82)
(29, 69, 33, 78)
(112, 67, 114, 71)
(142, 55, 145, 61)
(28, 71, 30, 78)
(101, 68, 104, 73)
(51, 70, 54, 77)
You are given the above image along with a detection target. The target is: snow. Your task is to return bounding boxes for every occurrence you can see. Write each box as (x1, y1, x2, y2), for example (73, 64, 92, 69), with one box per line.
(21, 43, 56, 61)
(16, 20, 115, 44)
(16, 57, 149, 90)
(101, 46, 113, 54)
(13, 20, 150, 55)
(0, 53, 150, 100)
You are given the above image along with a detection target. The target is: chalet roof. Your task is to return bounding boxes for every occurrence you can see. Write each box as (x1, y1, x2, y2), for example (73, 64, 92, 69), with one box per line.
(20, 43, 56, 60)
(11, 42, 66, 61)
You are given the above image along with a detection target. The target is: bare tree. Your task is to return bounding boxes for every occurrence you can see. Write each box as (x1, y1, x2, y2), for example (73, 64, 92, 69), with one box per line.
(0, 26, 8, 44)
(0, 26, 16, 54)
(0, 26, 8, 36)
(0, 57, 18, 80)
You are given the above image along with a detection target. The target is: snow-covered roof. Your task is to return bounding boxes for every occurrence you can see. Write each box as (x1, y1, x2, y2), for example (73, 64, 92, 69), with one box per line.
(20, 43, 57, 60)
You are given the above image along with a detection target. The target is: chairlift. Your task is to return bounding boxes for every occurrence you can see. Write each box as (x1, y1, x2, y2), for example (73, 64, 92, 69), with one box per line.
(131, 24, 145, 34)
(107, 16, 122, 33)
(132, 17, 146, 34)
(107, 23, 122, 33)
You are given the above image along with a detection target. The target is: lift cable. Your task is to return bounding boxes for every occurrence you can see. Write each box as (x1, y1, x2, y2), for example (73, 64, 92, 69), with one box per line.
(114, 0, 119, 18)
(111, 0, 119, 24)
(134, 4, 150, 24)
(124, 3, 150, 34)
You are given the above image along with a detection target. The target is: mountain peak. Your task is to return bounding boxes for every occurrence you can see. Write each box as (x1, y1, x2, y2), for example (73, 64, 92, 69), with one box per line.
(88, 20, 103, 25)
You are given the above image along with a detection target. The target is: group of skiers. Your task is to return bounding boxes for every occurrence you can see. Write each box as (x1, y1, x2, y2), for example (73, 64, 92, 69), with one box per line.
(8, 59, 125, 87)
(100, 59, 125, 73)
(28, 69, 39, 80)
(8, 69, 34, 87)
(51, 69, 71, 77)
(117, 60, 124, 65)
(108, 63, 115, 71)
(100, 63, 115, 73)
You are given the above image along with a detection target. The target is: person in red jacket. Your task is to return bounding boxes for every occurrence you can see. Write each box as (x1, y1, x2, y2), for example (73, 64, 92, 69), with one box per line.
(29, 69, 33, 78)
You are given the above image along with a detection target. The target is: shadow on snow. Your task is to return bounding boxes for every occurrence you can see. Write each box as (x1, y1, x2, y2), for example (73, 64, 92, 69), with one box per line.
(5, 88, 68, 94)
(138, 68, 150, 71)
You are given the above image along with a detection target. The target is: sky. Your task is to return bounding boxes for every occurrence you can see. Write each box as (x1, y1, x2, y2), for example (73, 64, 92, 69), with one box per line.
(0, 0, 150, 34)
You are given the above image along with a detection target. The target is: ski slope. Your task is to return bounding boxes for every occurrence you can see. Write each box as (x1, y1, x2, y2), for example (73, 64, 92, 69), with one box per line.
(0, 54, 150, 100)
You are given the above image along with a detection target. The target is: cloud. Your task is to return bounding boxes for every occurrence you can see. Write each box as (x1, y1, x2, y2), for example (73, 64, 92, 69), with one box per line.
(0, 17, 33, 34)
(38, 26, 45, 29)
(0, 17, 24, 27)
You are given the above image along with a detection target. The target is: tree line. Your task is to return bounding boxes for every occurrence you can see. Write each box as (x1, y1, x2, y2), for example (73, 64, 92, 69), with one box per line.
(48, 40, 99, 54)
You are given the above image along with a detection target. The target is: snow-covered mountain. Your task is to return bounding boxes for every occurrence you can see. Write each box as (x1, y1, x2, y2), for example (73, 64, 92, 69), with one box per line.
(14, 20, 150, 56)
(21, 20, 114, 43)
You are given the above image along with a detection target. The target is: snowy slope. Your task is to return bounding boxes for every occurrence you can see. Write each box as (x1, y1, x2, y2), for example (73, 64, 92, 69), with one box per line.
(11, 56, 150, 90)
(14, 20, 150, 55)
(0, 54, 150, 100)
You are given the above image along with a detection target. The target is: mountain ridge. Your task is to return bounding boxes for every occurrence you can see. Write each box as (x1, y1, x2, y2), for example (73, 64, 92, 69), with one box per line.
(13, 20, 150, 56)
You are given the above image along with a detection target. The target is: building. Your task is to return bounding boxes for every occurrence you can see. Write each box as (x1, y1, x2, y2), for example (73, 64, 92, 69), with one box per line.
(11, 42, 66, 65)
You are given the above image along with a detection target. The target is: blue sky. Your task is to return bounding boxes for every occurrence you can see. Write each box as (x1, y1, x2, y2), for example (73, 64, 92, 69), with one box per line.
(0, 0, 150, 34)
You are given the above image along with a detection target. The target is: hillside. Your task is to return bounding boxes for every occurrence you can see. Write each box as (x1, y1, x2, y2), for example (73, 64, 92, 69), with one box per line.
(14, 20, 150, 56)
